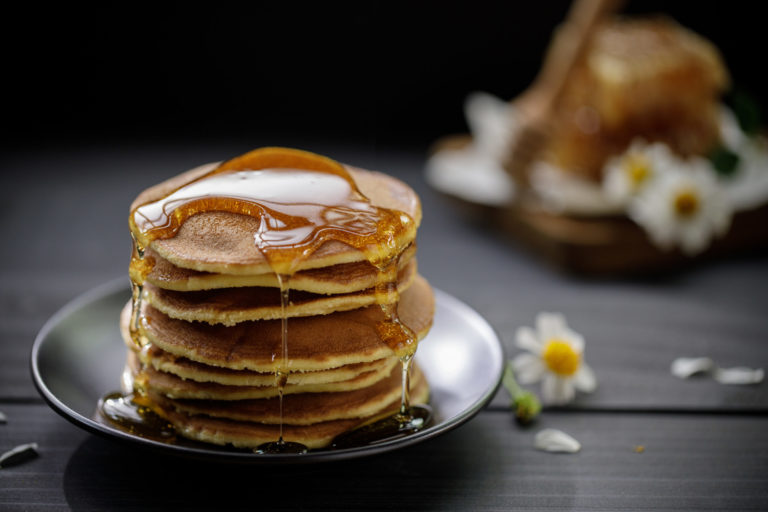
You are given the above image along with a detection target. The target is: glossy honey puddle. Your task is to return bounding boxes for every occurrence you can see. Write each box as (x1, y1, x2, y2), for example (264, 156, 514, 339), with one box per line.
(101, 148, 432, 452)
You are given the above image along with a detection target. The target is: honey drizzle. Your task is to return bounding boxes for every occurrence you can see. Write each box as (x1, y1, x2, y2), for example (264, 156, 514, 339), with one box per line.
(99, 392, 177, 443)
(128, 234, 147, 347)
(399, 354, 414, 416)
(99, 230, 178, 439)
(277, 273, 291, 444)
(99, 346, 176, 442)
(108, 148, 429, 451)
(254, 273, 306, 454)
(373, 256, 419, 414)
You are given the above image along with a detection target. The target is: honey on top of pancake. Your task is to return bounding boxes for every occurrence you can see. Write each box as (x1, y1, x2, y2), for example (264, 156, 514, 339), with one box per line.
(129, 147, 416, 276)
(128, 147, 421, 358)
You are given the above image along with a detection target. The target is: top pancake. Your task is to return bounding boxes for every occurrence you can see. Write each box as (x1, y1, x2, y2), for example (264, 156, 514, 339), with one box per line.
(129, 162, 422, 275)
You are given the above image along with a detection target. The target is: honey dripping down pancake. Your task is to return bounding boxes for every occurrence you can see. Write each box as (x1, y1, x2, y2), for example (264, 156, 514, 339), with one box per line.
(103, 147, 433, 453)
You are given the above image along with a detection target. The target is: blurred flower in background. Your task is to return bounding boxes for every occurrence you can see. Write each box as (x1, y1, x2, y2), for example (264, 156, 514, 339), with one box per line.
(426, 12, 768, 274)
(628, 156, 732, 255)
(603, 140, 675, 205)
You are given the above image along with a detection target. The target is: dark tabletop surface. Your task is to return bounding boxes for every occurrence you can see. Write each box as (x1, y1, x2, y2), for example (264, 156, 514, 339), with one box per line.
(1, 141, 767, 511)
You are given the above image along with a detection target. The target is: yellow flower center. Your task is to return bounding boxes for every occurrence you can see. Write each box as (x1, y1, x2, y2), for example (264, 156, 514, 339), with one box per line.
(623, 153, 651, 188)
(542, 339, 580, 376)
(674, 189, 700, 218)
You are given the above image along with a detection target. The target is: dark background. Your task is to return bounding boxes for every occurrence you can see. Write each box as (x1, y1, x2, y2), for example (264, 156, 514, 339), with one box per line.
(3, 1, 764, 152)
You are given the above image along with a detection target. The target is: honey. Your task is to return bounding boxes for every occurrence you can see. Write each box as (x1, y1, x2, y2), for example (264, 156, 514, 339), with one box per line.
(99, 392, 176, 443)
(104, 147, 430, 452)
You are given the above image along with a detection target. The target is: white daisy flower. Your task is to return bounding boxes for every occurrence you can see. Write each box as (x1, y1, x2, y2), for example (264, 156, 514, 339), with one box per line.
(424, 92, 516, 206)
(511, 312, 596, 406)
(603, 140, 675, 205)
(628, 159, 732, 255)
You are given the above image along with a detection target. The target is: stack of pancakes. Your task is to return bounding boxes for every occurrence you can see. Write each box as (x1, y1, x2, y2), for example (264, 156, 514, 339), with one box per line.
(120, 150, 434, 450)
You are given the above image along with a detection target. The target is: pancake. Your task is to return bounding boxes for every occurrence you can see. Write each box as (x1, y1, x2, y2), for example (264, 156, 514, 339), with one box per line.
(132, 343, 396, 387)
(149, 376, 429, 449)
(117, 147, 435, 451)
(143, 258, 417, 325)
(130, 162, 422, 275)
(149, 364, 426, 425)
(129, 351, 399, 400)
(131, 275, 435, 373)
(138, 243, 417, 293)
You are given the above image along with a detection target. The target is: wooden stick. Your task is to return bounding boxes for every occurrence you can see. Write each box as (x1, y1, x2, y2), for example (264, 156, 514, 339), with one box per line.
(505, 0, 622, 189)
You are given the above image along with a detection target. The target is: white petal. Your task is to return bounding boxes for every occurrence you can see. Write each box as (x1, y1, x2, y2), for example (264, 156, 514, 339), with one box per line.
(515, 326, 543, 354)
(719, 106, 747, 151)
(671, 357, 715, 379)
(531, 161, 623, 215)
(511, 353, 546, 384)
(714, 367, 764, 385)
(542, 374, 575, 405)
(541, 374, 557, 404)
(679, 220, 711, 256)
(464, 92, 514, 159)
(603, 160, 632, 203)
(711, 201, 732, 235)
(573, 363, 597, 393)
(534, 428, 581, 453)
(554, 377, 576, 404)
(425, 145, 513, 206)
(562, 329, 585, 353)
(536, 312, 567, 340)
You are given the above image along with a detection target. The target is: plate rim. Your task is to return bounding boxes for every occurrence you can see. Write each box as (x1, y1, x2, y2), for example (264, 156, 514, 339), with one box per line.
(30, 277, 504, 464)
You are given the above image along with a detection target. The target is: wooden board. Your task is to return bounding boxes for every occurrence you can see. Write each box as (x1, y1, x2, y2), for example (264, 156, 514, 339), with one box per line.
(2, 404, 767, 511)
(3, 144, 768, 511)
(430, 134, 768, 276)
(501, 201, 768, 276)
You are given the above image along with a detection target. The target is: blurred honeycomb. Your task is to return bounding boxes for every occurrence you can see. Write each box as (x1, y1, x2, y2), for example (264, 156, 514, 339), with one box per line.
(544, 16, 730, 181)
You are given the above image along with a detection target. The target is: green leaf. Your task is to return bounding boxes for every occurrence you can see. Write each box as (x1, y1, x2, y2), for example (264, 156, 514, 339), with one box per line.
(709, 145, 740, 178)
(727, 89, 762, 136)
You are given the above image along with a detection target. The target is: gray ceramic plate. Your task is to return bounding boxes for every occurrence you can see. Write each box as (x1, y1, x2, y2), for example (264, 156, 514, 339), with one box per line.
(31, 278, 503, 463)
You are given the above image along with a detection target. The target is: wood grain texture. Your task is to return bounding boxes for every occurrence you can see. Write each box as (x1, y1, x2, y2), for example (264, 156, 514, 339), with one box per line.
(1, 404, 767, 511)
(3, 146, 767, 410)
(1, 144, 767, 511)
(430, 133, 768, 275)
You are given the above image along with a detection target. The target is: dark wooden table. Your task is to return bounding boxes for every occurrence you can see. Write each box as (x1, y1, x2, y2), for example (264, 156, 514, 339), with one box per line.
(2, 142, 767, 511)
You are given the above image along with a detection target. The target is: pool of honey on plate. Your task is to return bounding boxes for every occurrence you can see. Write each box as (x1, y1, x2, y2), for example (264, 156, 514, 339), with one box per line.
(101, 148, 432, 452)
